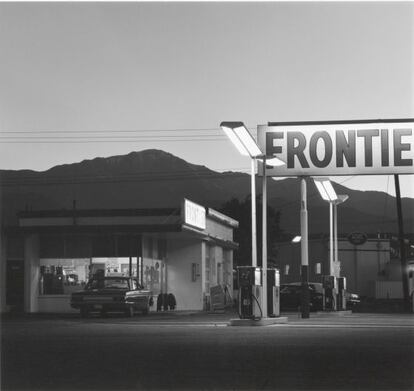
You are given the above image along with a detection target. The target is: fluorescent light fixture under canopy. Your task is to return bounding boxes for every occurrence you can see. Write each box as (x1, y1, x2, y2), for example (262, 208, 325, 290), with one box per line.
(261, 157, 285, 167)
(335, 194, 349, 205)
(220, 122, 263, 158)
(313, 177, 338, 202)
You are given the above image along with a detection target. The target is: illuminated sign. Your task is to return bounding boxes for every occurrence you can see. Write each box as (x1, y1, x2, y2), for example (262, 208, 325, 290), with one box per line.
(182, 199, 206, 230)
(257, 119, 414, 176)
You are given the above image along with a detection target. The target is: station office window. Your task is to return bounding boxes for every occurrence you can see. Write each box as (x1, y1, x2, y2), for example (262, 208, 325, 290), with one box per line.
(39, 258, 90, 295)
(39, 257, 139, 295)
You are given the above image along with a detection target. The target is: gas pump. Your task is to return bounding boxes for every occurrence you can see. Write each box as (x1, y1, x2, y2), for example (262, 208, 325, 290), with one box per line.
(337, 277, 347, 311)
(267, 268, 281, 317)
(237, 266, 262, 319)
(322, 275, 337, 311)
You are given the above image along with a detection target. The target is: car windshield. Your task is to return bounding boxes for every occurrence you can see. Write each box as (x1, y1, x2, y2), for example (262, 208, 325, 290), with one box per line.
(280, 286, 300, 294)
(280, 285, 317, 294)
(86, 278, 130, 290)
(310, 284, 323, 294)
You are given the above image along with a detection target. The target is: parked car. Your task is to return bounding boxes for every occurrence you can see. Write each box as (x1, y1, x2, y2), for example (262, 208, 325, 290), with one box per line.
(70, 276, 153, 317)
(280, 283, 323, 311)
(280, 282, 361, 311)
(345, 291, 361, 308)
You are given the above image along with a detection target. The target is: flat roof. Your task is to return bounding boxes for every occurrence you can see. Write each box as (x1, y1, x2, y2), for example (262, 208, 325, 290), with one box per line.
(17, 207, 181, 218)
(15, 206, 239, 249)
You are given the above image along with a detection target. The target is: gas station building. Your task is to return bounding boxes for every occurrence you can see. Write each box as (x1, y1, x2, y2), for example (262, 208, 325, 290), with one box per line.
(1, 199, 238, 314)
(277, 234, 414, 299)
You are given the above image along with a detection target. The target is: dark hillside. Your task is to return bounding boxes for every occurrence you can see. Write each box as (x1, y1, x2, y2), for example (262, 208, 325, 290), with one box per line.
(1, 149, 412, 235)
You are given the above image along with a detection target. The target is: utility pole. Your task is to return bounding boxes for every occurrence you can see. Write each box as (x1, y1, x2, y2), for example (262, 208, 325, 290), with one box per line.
(300, 177, 310, 318)
(251, 158, 257, 268)
(394, 174, 410, 312)
(262, 157, 268, 318)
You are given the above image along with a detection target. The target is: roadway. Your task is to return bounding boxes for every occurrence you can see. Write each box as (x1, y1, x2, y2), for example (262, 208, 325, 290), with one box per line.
(2, 311, 413, 390)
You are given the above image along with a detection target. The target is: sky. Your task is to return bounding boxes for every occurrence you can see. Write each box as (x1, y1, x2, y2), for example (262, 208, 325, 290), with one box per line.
(0, 1, 413, 198)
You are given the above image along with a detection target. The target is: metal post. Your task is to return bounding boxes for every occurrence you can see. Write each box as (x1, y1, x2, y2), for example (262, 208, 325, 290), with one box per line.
(251, 158, 257, 268)
(300, 178, 310, 318)
(334, 203, 338, 264)
(329, 202, 334, 275)
(262, 157, 268, 318)
(394, 174, 410, 311)
(333, 203, 339, 311)
(129, 236, 132, 277)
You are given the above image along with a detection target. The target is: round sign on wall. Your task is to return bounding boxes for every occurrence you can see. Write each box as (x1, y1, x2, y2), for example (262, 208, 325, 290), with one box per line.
(348, 232, 368, 245)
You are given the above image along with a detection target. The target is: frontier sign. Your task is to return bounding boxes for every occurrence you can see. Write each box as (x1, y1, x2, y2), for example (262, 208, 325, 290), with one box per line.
(257, 119, 414, 177)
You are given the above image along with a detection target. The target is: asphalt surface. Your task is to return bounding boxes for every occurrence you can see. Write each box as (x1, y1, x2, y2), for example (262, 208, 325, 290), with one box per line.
(2, 311, 413, 390)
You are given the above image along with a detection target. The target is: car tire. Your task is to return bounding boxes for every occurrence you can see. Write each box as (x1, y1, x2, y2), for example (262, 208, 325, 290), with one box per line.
(125, 306, 134, 318)
(80, 308, 89, 318)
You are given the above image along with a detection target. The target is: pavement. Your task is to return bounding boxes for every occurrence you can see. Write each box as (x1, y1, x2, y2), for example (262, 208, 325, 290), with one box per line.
(2, 308, 414, 328)
(2, 310, 413, 390)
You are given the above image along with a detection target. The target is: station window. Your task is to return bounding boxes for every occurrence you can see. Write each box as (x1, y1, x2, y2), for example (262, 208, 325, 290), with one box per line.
(39, 257, 140, 295)
(39, 258, 90, 295)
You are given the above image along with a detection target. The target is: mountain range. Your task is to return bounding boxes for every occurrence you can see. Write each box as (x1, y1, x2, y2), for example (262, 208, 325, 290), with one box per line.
(1, 149, 413, 236)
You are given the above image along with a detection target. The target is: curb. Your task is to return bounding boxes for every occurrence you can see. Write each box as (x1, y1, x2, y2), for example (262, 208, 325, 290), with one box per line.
(314, 310, 353, 317)
(229, 316, 288, 326)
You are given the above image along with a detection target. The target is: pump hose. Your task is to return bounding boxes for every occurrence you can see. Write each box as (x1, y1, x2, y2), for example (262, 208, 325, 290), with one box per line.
(237, 291, 242, 319)
(237, 289, 263, 320)
(252, 293, 263, 320)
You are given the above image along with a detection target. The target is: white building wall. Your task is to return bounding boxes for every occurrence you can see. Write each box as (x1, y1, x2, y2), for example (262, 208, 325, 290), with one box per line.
(38, 295, 78, 313)
(339, 239, 390, 297)
(213, 246, 223, 286)
(201, 241, 206, 299)
(167, 239, 203, 310)
(223, 249, 234, 292)
(209, 245, 216, 287)
(205, 219, 233, 241)
(370, 281, 403, 299)
(228, 250, 234, 302)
